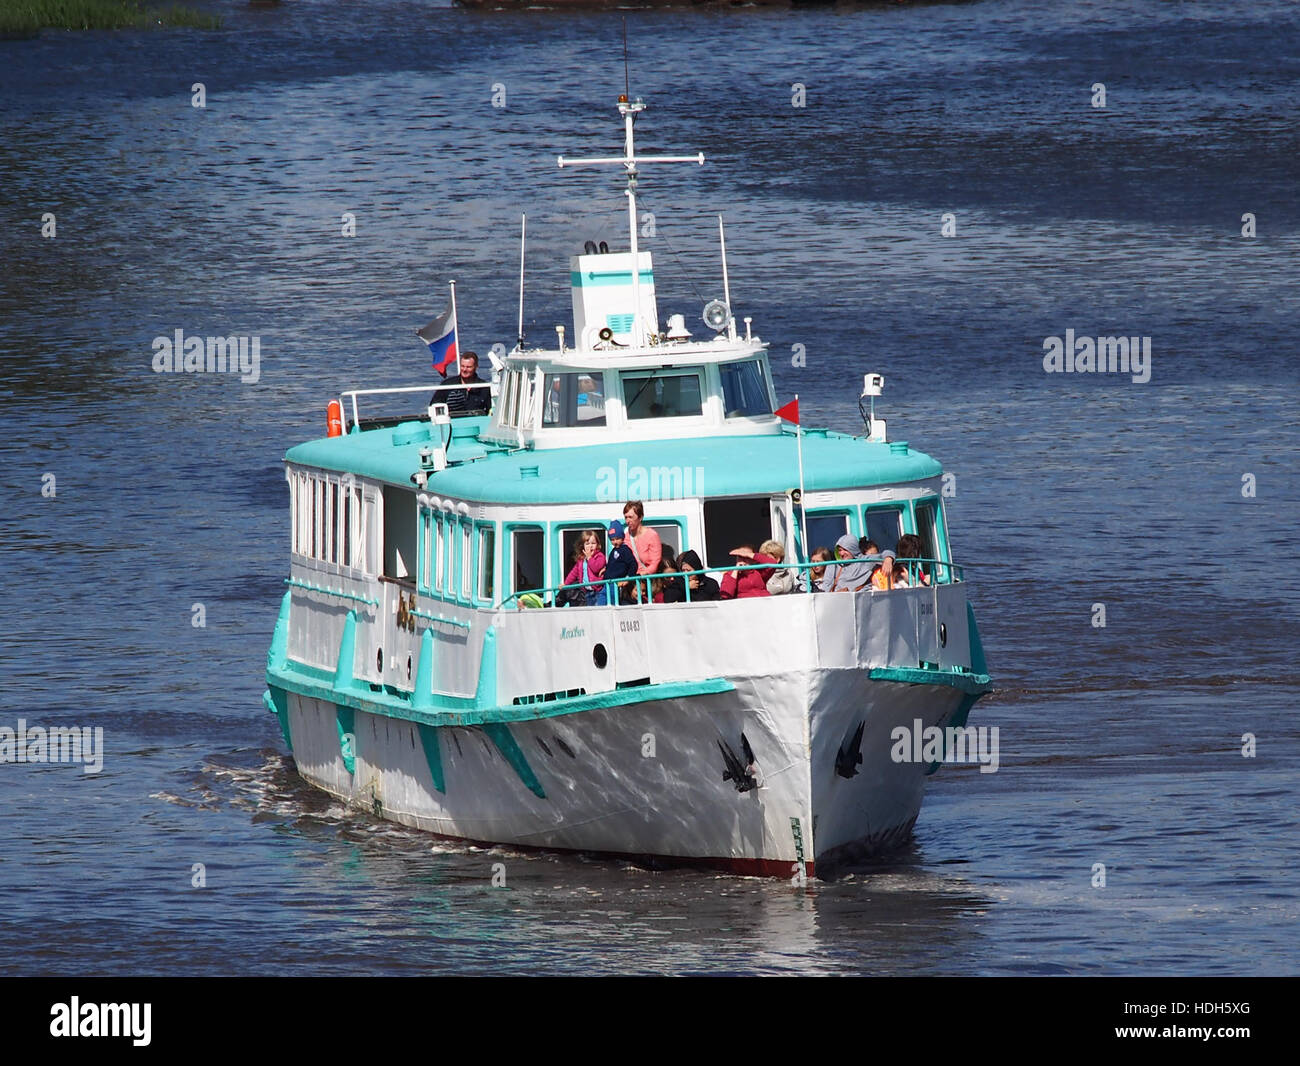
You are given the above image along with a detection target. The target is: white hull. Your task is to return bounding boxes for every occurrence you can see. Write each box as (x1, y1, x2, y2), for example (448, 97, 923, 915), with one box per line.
(283, 665, 972, 877)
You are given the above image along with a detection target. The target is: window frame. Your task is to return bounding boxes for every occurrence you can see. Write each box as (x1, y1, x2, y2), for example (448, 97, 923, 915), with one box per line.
(719, 358, 774, 419)
(621, 365, 707, 421)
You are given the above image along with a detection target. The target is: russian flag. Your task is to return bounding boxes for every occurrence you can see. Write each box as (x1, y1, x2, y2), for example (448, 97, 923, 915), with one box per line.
(417, 306, 458, 375)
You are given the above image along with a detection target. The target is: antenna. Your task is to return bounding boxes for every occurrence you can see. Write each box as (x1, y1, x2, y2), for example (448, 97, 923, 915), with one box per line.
(718, 215, 736, 340)
(557, 99, 704, 346)
(623, 18, 630, 101)
(517, 213, 526, 351)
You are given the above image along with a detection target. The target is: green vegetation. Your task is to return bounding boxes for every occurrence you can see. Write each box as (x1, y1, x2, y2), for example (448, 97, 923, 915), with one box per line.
(0, 0, 222, 35)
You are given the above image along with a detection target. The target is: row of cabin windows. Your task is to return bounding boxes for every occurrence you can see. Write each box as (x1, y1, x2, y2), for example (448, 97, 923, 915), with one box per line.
(499, 359, 772, 430)
(409, 501, 943, 605)
(292, 478, 947, 597)
(289, 471, 363, 569)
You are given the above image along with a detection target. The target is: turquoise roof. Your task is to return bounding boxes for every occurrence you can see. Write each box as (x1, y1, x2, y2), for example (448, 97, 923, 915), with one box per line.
(285, 419, 943, 504)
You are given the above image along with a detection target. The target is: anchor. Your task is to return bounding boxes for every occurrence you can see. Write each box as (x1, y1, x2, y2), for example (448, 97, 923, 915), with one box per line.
(835, 721, 865, 779)
(719, 732, 758, 793)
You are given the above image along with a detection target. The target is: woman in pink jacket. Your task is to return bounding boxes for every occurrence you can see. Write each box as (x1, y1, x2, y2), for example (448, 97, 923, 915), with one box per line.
(719, 545, 777, 599)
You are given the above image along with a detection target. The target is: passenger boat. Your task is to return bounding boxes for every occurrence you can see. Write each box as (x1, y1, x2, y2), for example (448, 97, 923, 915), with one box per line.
(263, 93, 993, 879)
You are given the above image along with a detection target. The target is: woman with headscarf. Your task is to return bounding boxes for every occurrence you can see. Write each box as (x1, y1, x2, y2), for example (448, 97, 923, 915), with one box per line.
(677, 550, 720, 601)
(822, 534, 876, 593)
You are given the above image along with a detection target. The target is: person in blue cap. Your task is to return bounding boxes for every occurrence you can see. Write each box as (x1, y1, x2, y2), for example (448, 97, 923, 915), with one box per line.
(604, 520, 639, 605)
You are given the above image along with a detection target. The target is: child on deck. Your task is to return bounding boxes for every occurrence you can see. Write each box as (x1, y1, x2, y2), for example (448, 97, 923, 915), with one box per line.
(604, 520, 639, 605)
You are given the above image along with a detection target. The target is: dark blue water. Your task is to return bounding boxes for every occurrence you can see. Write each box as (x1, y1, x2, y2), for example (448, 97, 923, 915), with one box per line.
(2, 0, 1297, 975)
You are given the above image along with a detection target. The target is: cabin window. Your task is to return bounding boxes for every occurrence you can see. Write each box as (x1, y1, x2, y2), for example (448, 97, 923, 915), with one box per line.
(342, 485, 354, 568)
(430, 514, 443, 593)
(914, 498, 944, 581)
(478, 526, 495, 602)
(622, 366, 704, 420)
(805, 511, 849, 554)
(328, 482, 338, 562)
(862, 505, 904, 552)
(720, 360, 772, 418)
(289, 471, 364, 570)
(382, 486, 417, 582)
(445, 514, 456, 595)
(312, 478, 323, 559)
(557, 524, 605, 578)
(542, 372, 607, 427)
(647, 521, 681, 558)
(512, 527, 545, 595)
(297, 473, 310, 558)
(703, 497, 772, 568)
(287, 473, 298, 554)
(460, 521, 472, 599)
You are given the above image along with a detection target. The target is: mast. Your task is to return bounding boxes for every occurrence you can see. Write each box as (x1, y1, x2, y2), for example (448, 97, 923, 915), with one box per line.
(557, 96, 704, 347)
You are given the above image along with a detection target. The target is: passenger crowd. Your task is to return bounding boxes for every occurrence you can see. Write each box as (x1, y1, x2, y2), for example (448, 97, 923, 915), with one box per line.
(545, 500, 934, 607)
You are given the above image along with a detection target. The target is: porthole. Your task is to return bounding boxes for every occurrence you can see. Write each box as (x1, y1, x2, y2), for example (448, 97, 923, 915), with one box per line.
(939, 623, 947, 648)
(593, 643, 608, 669)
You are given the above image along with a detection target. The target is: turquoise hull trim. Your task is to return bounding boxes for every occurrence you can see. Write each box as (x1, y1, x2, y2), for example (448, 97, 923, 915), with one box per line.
(475, 626, 497, 709)
(336, 704, 356, 775)
(412, 629, 437, 709)
(967, 601, 989, 676)
(267, 657, 734, 729)
(482, 723, 546, 799)
(334, 611, 358, 690)
(868, 666, 993, 696)
(263, 687, 293, 752)
(267, 590, 291, 672)
(417, 724, 445, 793)
(286, 424, 943, 499)
(924, 691, 982, 777)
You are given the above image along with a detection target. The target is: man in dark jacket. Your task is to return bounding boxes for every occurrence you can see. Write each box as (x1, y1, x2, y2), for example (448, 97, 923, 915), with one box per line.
(432, 352, 490, 416)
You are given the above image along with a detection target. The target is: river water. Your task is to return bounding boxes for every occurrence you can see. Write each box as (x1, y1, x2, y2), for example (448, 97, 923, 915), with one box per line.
(1, 0, 1297, 975)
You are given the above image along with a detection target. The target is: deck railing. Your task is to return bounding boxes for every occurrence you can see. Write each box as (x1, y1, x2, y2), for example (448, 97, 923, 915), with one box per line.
(339, 382, 494, 430)
(499, 557, 964, 609)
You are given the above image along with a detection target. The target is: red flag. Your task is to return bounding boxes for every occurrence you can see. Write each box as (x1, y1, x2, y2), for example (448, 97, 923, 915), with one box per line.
(774, 398, 799, 424)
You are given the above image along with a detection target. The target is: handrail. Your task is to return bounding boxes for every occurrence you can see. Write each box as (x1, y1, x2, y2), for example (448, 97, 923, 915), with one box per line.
(285, 577, 379, 607)
(499, 556, 964, 608)
(409, 607, 472, 630)
(340, 382, 494, 431)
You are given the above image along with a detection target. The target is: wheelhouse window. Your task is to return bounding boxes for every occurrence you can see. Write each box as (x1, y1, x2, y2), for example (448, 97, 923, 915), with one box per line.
(622, 366, 704, 420)
(542, 372, 607, 428)
(720, 360, 772, 418)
